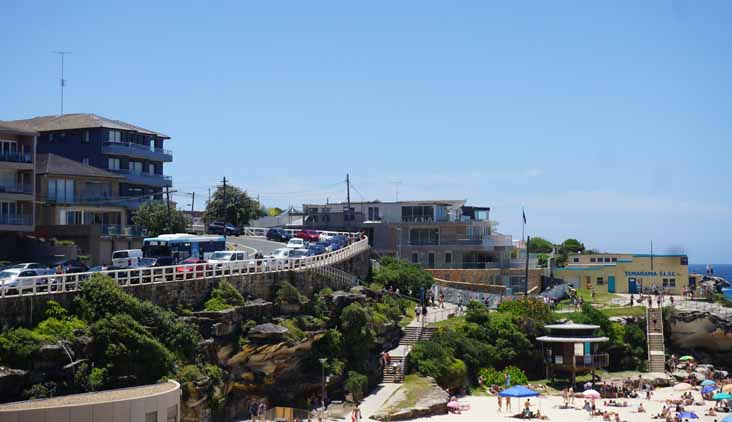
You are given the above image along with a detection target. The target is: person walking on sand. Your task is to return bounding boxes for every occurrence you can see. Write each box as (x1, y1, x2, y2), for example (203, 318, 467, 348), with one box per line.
(497, 395, 502, 413)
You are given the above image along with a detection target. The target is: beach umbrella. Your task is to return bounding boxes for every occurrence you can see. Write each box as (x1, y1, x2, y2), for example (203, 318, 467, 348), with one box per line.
(721, 415, 732, 422)
(713, 392, 732, 401)
(673, 383, 693, 391)
(676, 412, 699, 419)
(498, 385, 540, 398)
(679, 355, 695, 361)
(582, 389, 601, 399)
(702, 385, 717, 395)
(702, 379, 716, 386)
(723, 384, 732, 393)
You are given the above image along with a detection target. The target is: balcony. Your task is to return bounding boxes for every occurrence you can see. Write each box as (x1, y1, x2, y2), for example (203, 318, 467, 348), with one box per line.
(0, 214, 33, 231)
(102, 141, 172, 162)
(101, 224, 145, 237)
(0, 151, 33, 164)
(547, 354, 610, 370)
(110, 169, 172, 187)
(0, 184, 33, 199)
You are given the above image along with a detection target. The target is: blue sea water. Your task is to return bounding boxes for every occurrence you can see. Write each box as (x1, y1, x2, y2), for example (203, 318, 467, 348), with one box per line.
(689, 264, 732, 282)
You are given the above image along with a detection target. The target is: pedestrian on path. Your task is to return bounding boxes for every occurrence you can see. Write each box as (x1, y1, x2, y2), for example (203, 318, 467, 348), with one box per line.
(505, 396, 512, 412)
(415, 305, 421, 322)
(351, 406, 361, 422)
(497, 395, 502, 413)
(422, 305, 428, 323)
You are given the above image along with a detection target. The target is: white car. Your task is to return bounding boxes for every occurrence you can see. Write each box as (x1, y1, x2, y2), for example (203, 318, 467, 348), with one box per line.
(8, 262, 47, 271)
(207, 250, 248, 265)
(112, 249, 143, 268)
(0, 268, 48, 292)
(318, 233, 333, 242)
(286, 238, 305, 249)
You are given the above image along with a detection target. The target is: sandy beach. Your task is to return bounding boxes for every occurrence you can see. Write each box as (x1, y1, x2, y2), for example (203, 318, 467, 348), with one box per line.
(404, 387, 726, 422)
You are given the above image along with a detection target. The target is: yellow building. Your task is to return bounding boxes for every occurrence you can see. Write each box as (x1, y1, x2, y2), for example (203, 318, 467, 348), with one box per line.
(554, 253, 690, 294)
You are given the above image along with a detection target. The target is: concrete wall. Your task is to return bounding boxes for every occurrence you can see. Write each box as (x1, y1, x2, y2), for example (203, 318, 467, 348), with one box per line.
(37, 225, 142, 266)
(0, 250, 370, 328)
(427, 268, 542, 294)
(0, 381, 179, 422)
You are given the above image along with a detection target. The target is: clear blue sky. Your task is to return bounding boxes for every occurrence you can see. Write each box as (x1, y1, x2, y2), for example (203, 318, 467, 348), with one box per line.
(3, 1, 731, 263)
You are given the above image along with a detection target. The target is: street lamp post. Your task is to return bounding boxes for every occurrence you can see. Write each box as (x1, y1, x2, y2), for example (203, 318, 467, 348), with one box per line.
(319, 358, 328, 419)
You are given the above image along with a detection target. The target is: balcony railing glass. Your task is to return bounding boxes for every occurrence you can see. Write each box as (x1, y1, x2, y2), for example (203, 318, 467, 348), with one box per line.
(0, 214, 32, 225)
(103, 140, 172, 156)
(0, 151, 32, 164)
(101, 224, 145, 237)
(0, 184, 33, 195)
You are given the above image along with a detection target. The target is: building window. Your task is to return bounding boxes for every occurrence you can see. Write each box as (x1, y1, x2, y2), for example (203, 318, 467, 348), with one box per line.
(81, 157, 89, 166)
(108, 158, 120, 170)
(680, 256, 688, 265)
(590, 258, 596, 263)
(573, 257, 579, 263)
(130, 161, 143, 174)
(612, 257, 617, 262)
(428, 252, 435, 268)
(49, 133, 54, 142)
(82, 130, 90, 143)
(166, 404, 178, 422)
(108, 130, 122, 143)
(445, 252, 452, 264)
(596, 277, 604, 285)
(409, 228, 439, 245)
(368, 207, 380, 221)
(145, 411, 157, 422)
(150, 138, 156, 152)
(48, 178, 75, 203)
(402, 205, 434, 222)
(148, 163, 155, 174)
(663, 278, 676, 288)
(604, 257, 611, 263)
(411, 253, 419, 263)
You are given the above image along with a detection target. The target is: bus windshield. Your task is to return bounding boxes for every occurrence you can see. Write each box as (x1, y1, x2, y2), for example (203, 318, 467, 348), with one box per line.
(143, 241, 171, 258)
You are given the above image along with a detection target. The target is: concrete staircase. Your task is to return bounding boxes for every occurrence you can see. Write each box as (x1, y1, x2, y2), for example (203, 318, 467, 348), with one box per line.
(399, 326, 422, 346)
(381, 355, 405, 383)
(647, 307, 666, 373)
(420, 327, 437, 341)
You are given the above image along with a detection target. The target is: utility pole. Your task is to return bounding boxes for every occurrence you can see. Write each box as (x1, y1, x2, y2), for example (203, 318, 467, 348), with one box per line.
(190, 192, 195, 215)
(208, 188, 211, 206)
(525, 235, 530, 299)
(52, 51, 71, 116)
(165, 186, 172, 232)
(346, 174, 351, 210)
(221, 177, 228, 237)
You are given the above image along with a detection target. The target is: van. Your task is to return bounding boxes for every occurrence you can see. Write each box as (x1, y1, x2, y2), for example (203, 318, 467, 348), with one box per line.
(112, 249, 143, 268)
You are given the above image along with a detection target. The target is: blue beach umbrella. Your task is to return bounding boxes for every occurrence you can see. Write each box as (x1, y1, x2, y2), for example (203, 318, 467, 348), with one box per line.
(499, 385, 540, 398)
(721, 415, 732, 422)
(702, 379, 716, 386)
(713, 392, 732, 401)
(702, 385, 717, 395)
(676, 412, 698, 419)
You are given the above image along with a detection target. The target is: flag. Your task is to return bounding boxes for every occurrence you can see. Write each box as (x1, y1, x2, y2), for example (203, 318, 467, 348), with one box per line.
(522, 208, 527, 224)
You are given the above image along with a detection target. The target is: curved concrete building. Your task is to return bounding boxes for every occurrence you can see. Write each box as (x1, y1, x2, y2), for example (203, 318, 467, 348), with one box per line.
(0, 380, 180, 422)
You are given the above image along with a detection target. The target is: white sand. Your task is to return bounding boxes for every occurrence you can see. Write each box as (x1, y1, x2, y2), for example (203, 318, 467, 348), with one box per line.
(403, 387, 725, 422)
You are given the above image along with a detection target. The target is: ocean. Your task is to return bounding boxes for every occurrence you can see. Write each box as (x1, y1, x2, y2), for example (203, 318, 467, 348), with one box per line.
(689, 264, 732, 282)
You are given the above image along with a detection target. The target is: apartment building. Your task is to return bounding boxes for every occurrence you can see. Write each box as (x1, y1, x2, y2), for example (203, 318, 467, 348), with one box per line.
(0, 124, 36, 234)
(1, 114, 172, 214)
(303, 199, 517, 269)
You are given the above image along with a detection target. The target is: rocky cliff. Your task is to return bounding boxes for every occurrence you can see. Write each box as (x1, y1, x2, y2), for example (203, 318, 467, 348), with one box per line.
(667, 306, 732, 369)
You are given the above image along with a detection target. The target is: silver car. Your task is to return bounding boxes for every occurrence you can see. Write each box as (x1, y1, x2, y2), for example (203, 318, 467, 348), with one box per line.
(0, 268, 48, 292)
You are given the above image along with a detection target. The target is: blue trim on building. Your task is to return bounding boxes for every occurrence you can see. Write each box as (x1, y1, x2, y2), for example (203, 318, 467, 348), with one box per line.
(560, 265, 614, 271)
(632, 254, 687, 258)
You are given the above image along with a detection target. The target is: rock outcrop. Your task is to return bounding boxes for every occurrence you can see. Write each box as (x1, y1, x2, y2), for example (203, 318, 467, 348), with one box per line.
(372, 377, 449, 421)
(667, 306, 732, 368)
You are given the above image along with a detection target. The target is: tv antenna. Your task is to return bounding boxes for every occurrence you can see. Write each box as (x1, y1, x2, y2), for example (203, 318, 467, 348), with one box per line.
(390, 178, 402, 202)
(52, 51, 71, 115)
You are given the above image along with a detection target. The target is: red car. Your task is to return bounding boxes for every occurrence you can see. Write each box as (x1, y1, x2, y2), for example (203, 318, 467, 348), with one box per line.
(295, 229, 320, 242)
(176, 258, 208, 273)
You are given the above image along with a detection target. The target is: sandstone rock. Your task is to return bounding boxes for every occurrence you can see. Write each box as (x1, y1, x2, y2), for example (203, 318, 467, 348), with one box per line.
(372, 377, 449, 421)
(33, 343, 72, 371)
(212, 322, 235, 337)
(242, 299, 273, 322)
(248, 323, 289, 343)
(0, 367, 29, 397)
(330, 291, 366, 309)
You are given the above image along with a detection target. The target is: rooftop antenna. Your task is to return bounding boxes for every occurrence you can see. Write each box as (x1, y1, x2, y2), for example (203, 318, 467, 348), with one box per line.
(52, 51, 71, 115)
(390, 178, 402, 202)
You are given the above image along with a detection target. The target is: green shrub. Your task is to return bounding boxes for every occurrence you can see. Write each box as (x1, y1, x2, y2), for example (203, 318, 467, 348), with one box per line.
(439, 359, 467, 390)
(210, 281, 245, 307)
(478, 366, 527, 387)
(204, 297, 231, 311)
(275, 281, 308, 306)
(373, 257, 433, 296)
(89, 367, 107, 391)
(0, 328, 47, 369)
(319, 287, 334, 297)
(345, 371, 368, 402)
(35, 316, 87, 340)
(280, 319, 305, 341)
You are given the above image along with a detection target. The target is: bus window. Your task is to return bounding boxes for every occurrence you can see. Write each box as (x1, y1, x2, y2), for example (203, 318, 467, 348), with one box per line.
(143, 241, 171, 258)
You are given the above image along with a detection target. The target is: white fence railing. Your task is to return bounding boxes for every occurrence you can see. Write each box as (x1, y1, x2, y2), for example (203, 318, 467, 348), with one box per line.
(240, 227, 362, 239)
(0, 238, 370, 299)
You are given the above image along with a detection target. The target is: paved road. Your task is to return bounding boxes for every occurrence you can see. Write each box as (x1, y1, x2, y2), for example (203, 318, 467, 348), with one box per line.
(227, 236, 285, 256)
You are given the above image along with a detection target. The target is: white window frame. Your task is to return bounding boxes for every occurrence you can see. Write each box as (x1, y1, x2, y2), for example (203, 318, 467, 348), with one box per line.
(108, 158, 121, 171)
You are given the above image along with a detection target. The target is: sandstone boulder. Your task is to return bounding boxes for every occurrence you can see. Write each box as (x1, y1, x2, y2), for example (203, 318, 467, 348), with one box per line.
(0, 367, 29, 397)
(248, 323, 289, 343)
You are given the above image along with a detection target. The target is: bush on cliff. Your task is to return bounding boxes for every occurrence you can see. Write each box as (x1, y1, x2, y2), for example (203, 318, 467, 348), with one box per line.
(204, 281, 245, 311)
(372, 257, 433, 296)
(345, 371, 368, 402)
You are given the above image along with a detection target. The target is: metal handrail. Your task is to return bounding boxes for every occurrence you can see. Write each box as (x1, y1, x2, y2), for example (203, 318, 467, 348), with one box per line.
(0, 236, 370, 299)
(103, 140, 172, 156)
(240, 227, 363, 239)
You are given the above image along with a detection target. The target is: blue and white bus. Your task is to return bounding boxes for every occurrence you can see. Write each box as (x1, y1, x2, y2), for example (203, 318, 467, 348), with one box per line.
(142, 233, 226, 264)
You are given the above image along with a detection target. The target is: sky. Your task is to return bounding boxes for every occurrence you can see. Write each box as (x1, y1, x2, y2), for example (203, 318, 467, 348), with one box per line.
(2, 1, 732, 263)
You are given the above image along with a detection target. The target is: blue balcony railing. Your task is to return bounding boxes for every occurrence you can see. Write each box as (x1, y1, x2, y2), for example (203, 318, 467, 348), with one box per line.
(0, 184, 32, 195)
(0, 214, 32, 225)
(109, 169, 172, 187)
(102, 141, 172, 162)
(0, 151, 32, 164)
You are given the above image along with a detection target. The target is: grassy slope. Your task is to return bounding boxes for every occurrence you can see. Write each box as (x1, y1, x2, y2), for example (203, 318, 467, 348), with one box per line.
(384, 375, 434, 412)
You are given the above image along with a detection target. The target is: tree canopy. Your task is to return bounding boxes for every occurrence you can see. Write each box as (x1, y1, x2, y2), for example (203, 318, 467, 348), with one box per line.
(372, 257, 433, 296)
(203, 184, 264, 227)
(132, 200, 189, 237)
(527, 237, 554, 254)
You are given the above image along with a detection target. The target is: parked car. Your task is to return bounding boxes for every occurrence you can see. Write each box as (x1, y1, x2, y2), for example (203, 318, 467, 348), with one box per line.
(266, 228, 292, 242)
(295, 229, 320, 242)
(208, 251, 248, 266)
(8, 262, 47, 271)
(315, 241, 333, 252)
(207, 221, 241, 236)
(176, 258, 208, 274)
(286, 238, 306, 249)
(88, 265, 122, 272)
(289, 249, 309, 258)
(307, 244, 327, 256)
(0, 268, 48, 292)
(318, 232, 333, 242)
(112, 249, 143, 268)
